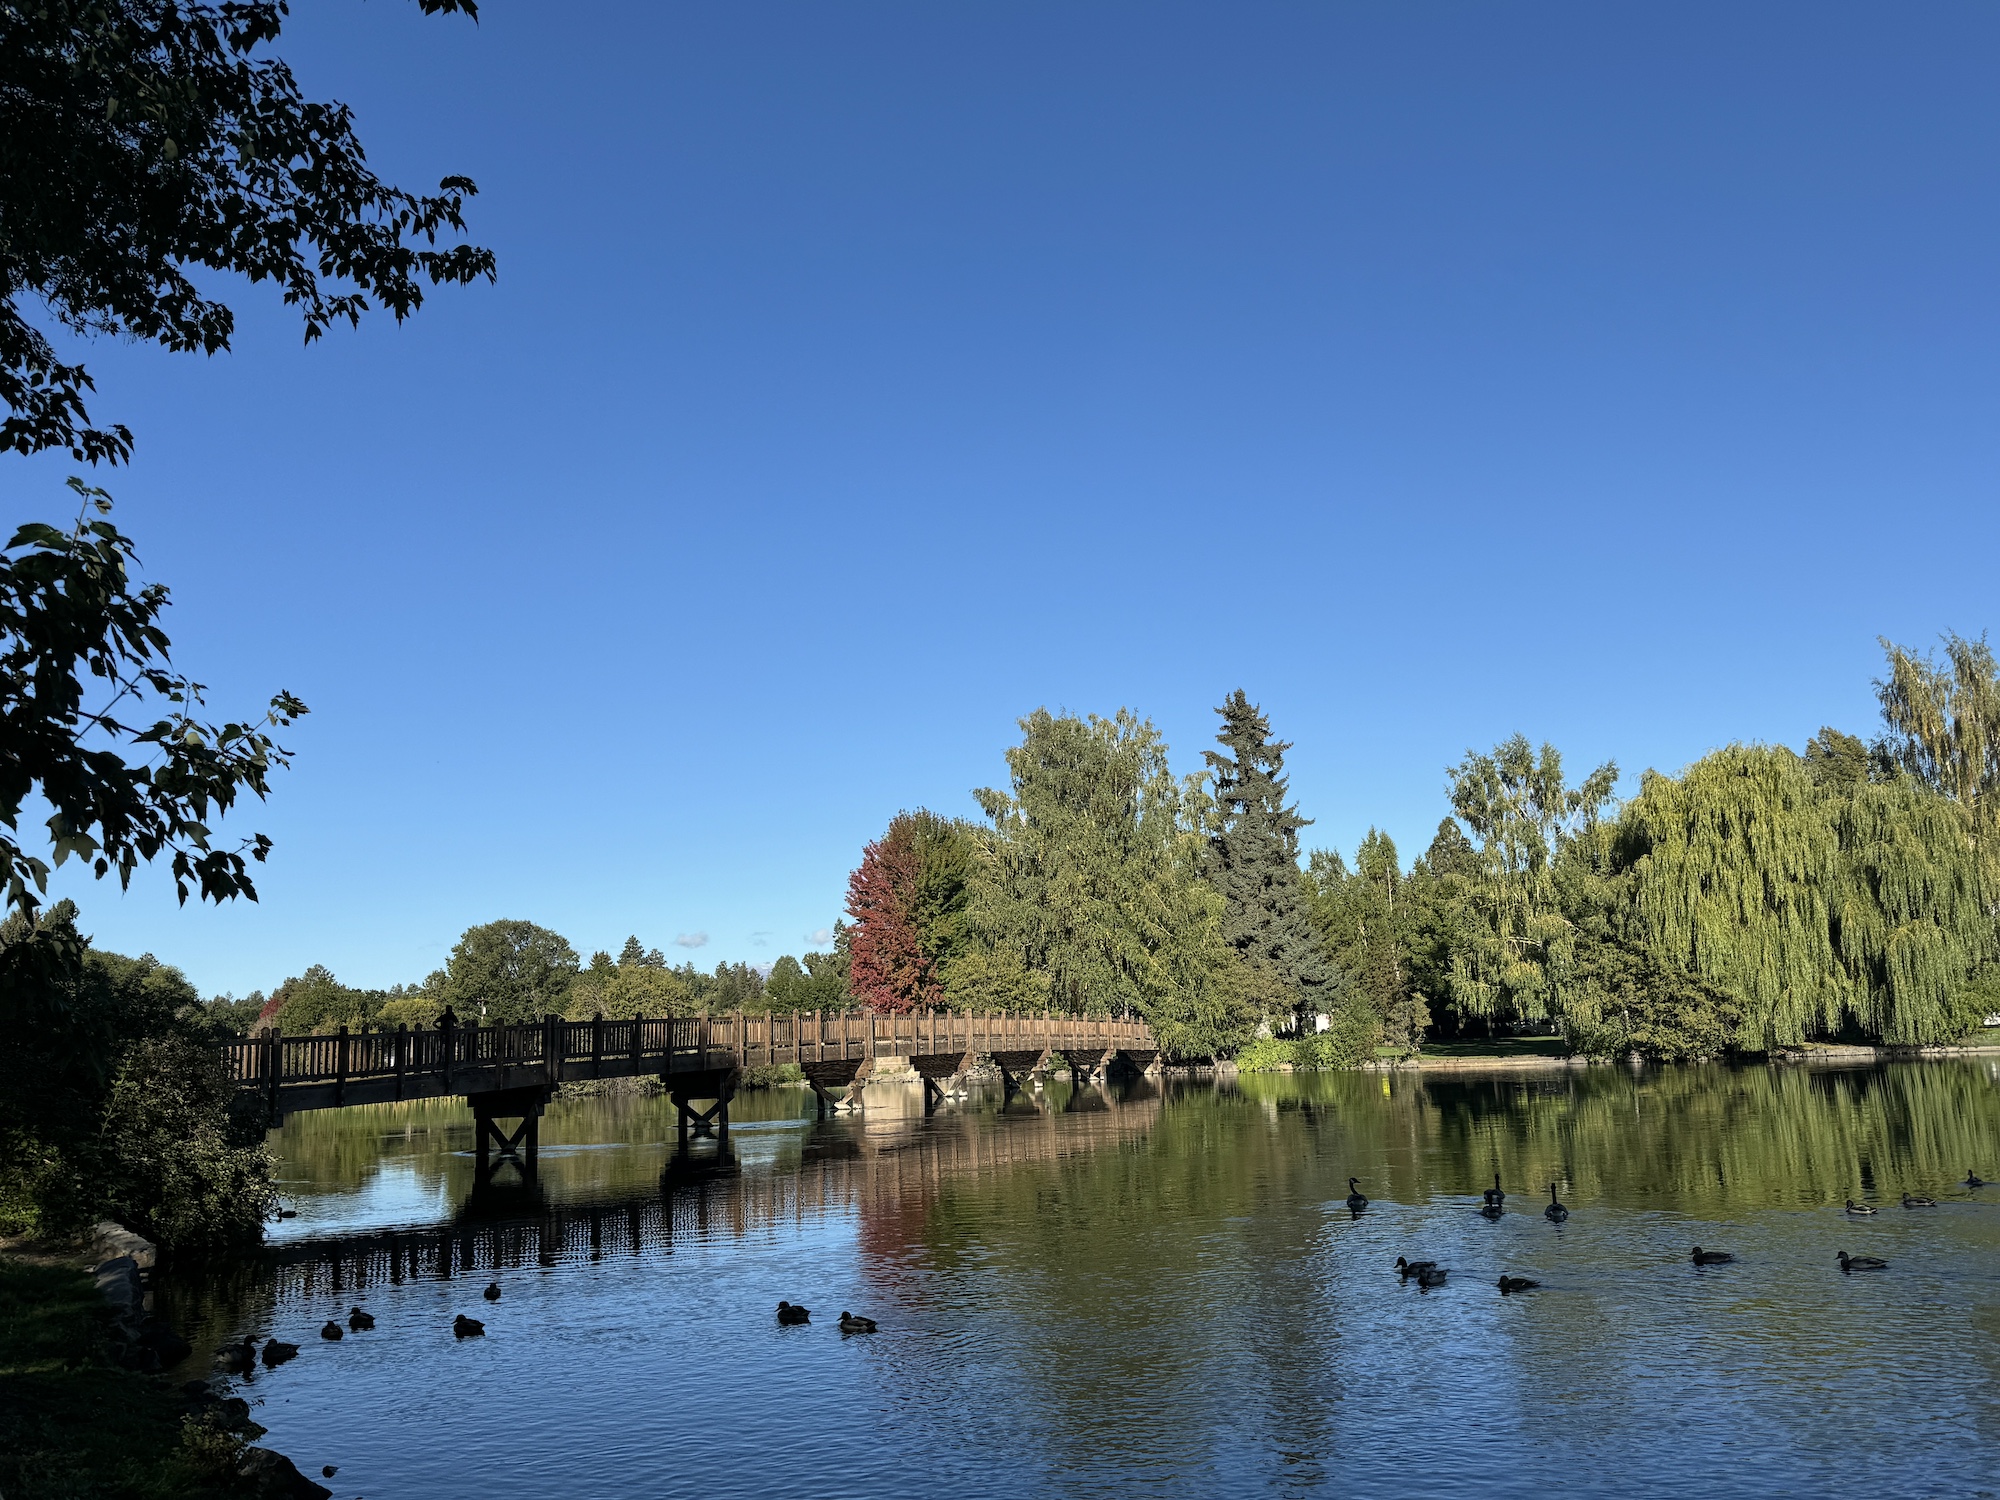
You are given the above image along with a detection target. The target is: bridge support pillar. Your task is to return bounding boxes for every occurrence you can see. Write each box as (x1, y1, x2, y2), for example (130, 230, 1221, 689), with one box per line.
(989, 1050, 1050, 1103)
(667, 1068, 737, 1142)
(469, 1085, 551, 1184)
(801, 1059, 866, 1118)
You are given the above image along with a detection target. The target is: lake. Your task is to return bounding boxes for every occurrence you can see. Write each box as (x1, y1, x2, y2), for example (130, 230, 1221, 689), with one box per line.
(159, 1060, 2000, 1498)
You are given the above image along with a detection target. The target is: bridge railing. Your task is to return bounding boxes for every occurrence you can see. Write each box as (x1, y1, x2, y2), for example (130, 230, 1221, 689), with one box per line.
(221, 1009, 1157, 1096)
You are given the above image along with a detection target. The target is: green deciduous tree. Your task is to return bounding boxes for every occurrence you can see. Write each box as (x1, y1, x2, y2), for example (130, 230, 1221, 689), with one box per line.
(438, 919, 579, 1024)
(1202, 691, 1332, 1028)
(1447, 734, 1617, 1025)
(0, 480, 305, 917)
(1, 0, 494, 464)
(960, 708, 1255, 1058)
(0, 900, 272, 1248)
(1308, 829, 1429, 1055)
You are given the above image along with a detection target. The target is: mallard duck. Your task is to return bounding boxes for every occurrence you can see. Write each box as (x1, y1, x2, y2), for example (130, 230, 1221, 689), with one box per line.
(319, 1320, 343, 1341)
(1844, 1199, 1877, 1215)
(347, 1307, 374, 1331)
(482, 1281, 501, 1301)
(261, 1338, 299, 1367)
(1901, 1193, 1937, 1208)
(1836, 1251, 1888, 1273)
(1415, 1267, 1449, 1290)
(1345, 1178, 1368, 1211)
(1393, 1256, 1438, 1277)
(838, 1312, 878, 1333)
(1966, 1170, 1986, 1188)
(453, 1314, 485, 1338)
(1690, 1246, 1734, 1265)
(1483, 1174, 1505, 1207)
(776, 1300, 810, 1325)
(1497, 1275, 1540, 1294)
(1478, 1201, 1504, 1220)
(1545, 1184, 1568, 1222)
(215, 1336, 257, 1374)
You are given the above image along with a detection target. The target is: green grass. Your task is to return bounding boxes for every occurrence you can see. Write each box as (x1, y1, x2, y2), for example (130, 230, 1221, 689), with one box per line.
(1415, 1036, 1573, 1060)
(0, 1258, 233, 1499)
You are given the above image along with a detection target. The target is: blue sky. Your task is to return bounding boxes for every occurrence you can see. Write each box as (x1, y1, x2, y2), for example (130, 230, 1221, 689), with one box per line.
(13, 2, 2000, 996)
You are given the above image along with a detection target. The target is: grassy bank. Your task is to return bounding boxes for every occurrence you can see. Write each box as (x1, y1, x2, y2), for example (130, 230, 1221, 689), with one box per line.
(0, 1258, 235, 1499)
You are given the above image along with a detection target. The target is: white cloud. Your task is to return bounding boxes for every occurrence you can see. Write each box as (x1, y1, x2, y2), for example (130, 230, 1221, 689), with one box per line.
(674, 932, 708, 949)
(808, 927, 833, 946)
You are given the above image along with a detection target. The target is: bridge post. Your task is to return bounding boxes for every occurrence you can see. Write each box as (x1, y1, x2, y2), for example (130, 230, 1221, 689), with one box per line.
(667, 1067, 736, 1141)
(469, 1085, 550, 1184)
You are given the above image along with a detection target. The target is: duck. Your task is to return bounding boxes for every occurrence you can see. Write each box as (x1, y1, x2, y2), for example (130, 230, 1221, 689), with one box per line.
(838, 1312, 878, 1333)
(1544, 1184, 1568, 1222)
(1415, 1267, 1449, 1290)
(482, 1282, 502, 1301)
(261, 1338, 299, 1367)
(1483, 1173, 1506, 1207)
(1901, 1193, 1937, 1209)
(1497, 1275, 1540, 1295)
(1966, 1171, 1986, 1188)
(1478, 1201, 1504, 1220)
(1837, 1251, 1888, 1273)
(1345, 1178, 1368, 1211)
(347, 1307, 374, 1332)
(453, 1314, 485, 1338)
(776, 1300, 811, 1325)
(1690, 1246, 1734, 1265)
(1393, 1256, 1438, 1278)
(215, 1336, 257, 1374)
(1844, 1199, 1877, 1215)
(319, 1320, 343, 1341)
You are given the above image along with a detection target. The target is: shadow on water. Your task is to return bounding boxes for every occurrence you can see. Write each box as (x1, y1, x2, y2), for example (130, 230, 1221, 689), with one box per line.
(156, 1061, 2000, 1500)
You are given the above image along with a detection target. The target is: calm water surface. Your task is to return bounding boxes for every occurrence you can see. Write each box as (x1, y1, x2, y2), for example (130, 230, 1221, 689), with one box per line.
(159, 1061, 2000, 1498)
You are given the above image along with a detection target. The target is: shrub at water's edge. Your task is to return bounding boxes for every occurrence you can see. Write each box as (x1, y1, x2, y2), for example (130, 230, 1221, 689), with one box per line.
(0, 904, 274, 1252)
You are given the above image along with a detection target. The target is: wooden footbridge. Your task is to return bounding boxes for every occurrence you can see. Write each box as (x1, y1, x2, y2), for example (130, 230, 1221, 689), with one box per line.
(220, 1010, 1158, 1180)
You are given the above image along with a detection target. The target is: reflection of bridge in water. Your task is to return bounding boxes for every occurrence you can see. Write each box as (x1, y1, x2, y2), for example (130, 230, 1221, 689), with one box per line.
(269, 1081, 1165, 1297)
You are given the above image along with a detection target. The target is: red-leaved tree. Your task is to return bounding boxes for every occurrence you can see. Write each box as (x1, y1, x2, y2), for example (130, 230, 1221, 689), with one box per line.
(846, 814, 940, 1013)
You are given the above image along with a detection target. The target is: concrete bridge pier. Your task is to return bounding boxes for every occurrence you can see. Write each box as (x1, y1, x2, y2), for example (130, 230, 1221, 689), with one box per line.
(1062, 1048, 1116, 1085)
(667, 1067, 737, 1141)
(470, 1085, 551, 1184)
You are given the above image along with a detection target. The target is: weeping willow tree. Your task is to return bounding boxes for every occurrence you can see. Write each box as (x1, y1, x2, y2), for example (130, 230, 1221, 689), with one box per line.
(1618, 734, 1994, 1049)
(1617, 745, 1845, 1048)
(1446, 735, 1617, 1024)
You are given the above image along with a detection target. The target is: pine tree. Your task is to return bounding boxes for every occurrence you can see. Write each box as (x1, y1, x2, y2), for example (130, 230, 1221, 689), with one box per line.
(1202, 690, 1332, 1027)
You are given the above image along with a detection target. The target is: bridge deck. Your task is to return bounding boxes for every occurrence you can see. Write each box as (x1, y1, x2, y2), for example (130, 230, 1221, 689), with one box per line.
(222, 1010, 1157, 1116)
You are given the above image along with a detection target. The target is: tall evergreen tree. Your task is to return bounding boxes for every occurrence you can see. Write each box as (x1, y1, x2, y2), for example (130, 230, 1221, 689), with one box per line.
(1202, 690, 1331, 1026)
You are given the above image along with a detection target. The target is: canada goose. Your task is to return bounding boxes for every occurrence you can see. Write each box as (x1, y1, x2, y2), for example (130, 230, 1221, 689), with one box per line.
(348, 1307, 374, 1331)
(1545, 1184, 1568, 1222)
(1901, 1193, 1937, 1208)
(1690, 1246, 1734, 1265)
(776, 1300, 811, 1325)
(215, 1336, 257, 1374)
(1345, 1178, 1368, 1210)
(1844, 1199, 1877, 1215)
(1497, 1276, 1540, 1294)
(319, 1321, 343, 1341)
(1478, 1201, 1504, 1220)
(1966, 1171, 1986, 1188)
(1836, 1251, 1888, 1272)
(838, 1312, 878, 1333)
(1415, 1267, 1449, 1290)
(482, 1282, 502, 1301)
(1483, 1174, 1505, 1207)
(453, 1314, 486, 1338)
(261, 1339, 299, 1367)
(1393, 1257, 1438, 1277)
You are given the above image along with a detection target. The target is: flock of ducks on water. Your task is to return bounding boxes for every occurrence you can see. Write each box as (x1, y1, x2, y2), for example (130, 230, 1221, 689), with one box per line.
(777, 1300, 878, 1333)
(217, 1166, 1989, 1373)
(1345, 1168, 1987, 1292)
(216, 1280, 508, 1371)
